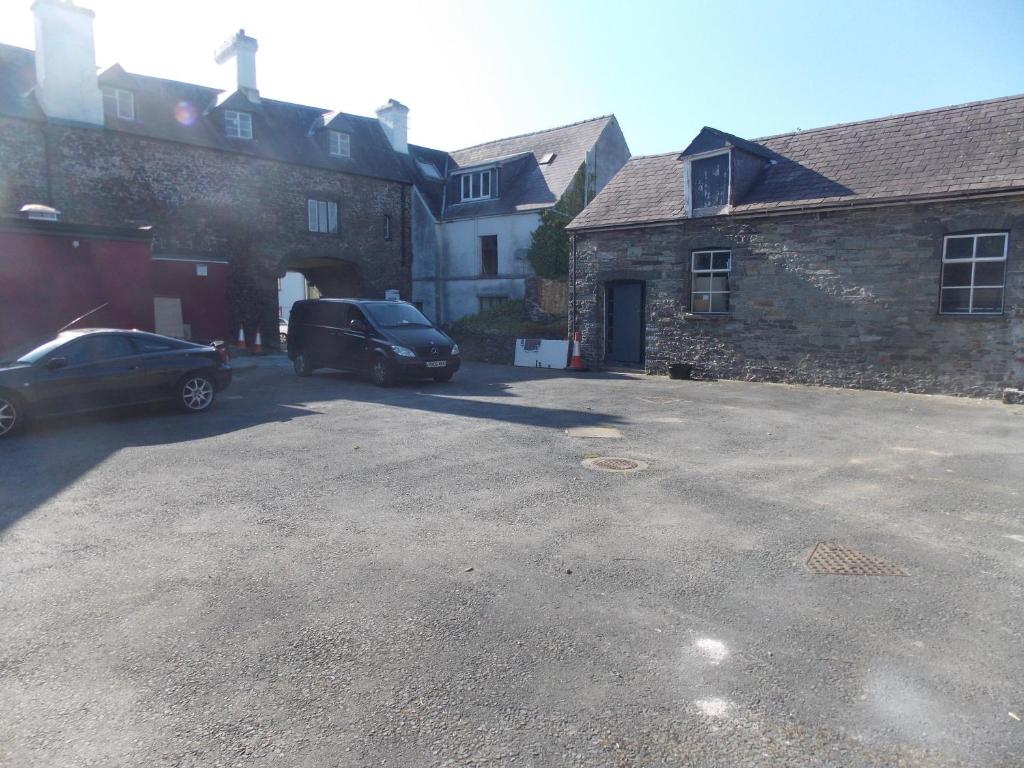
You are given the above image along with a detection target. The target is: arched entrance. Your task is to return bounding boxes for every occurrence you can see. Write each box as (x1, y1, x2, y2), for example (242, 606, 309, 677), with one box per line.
(283, 257, 363, 298)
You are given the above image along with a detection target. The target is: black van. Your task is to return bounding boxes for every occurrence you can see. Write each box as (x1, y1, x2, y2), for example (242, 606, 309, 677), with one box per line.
(287, 299, 461, 386)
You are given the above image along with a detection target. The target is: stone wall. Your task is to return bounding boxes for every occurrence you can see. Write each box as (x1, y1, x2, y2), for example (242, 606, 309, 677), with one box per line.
(0, 116, 412, 346)
(525, 276, 567, 321)
(572, 197, 1024, 397)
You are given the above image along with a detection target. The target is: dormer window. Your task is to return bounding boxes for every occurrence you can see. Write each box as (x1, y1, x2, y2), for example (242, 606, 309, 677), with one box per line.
(103, 87, 135, 121)
(459, 169, 494, 202)
(225, 110, 253, 140)
(329, 130, 350, 158)
(691, 153, 730, 210)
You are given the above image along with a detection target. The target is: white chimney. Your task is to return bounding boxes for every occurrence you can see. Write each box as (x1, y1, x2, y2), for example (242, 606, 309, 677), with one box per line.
(31, 0, 104, 126)
(214, 29, 259, 101)
(376, 99, 409, 154)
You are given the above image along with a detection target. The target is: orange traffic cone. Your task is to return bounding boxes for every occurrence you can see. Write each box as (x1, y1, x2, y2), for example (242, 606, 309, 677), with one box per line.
(253, 330, 263, 355)
(568, 331, 588, 371)
(236, 326, 246, 349)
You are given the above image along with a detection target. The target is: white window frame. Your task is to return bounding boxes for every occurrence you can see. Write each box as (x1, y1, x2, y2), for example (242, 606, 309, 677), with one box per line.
(683, 150, 732, 217)
(939, 232, 1008, 315)
(225, 110, 253, 140)
(459, 169, 494, 202)
(103, 87, 135, 120)
(329, 130, 350, 158)
(307, 199, 339, 234)
(691, 249, 732, 314)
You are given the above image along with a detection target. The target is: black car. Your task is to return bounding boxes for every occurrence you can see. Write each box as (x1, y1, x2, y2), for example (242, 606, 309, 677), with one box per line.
(287, 299, 460, 386)
(0, 329, 232, 438)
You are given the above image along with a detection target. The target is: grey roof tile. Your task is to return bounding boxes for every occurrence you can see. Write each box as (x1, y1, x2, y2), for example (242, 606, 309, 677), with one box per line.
(570, 95, 1024, 229)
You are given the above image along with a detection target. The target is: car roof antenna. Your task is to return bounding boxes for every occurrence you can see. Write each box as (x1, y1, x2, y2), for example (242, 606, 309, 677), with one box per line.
(57, 302, 110, 334)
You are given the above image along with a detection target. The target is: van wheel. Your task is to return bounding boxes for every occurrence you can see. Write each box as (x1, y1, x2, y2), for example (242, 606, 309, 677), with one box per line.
(0, 393, 24, 438)
(293, 353, 313, 377)
(371, 357, 394, 387)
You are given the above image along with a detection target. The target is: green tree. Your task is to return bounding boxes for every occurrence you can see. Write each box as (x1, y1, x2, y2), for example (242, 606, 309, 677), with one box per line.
(526, 164, 595, 280)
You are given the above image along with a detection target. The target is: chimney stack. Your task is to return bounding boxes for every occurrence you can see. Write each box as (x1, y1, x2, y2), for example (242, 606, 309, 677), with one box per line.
(31, 0, 104, 125)
(214, 29, 259, 101)
(376, 99, 409, 154)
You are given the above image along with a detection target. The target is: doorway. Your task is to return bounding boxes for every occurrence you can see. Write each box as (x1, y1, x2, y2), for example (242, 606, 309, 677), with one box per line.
(605, 280, 644, 367)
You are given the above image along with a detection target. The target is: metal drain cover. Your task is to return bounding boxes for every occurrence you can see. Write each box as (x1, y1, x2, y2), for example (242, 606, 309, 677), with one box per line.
(805, 542, 908, 576)
(583, 457, 649, 473)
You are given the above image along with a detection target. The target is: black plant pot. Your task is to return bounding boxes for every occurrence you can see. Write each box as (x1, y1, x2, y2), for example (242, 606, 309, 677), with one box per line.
(669, 363, 693, 380)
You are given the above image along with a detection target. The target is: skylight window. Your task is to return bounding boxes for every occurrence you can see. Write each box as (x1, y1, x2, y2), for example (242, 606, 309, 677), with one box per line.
(539, 152, 556, 165)
(417, 160, 442, 180)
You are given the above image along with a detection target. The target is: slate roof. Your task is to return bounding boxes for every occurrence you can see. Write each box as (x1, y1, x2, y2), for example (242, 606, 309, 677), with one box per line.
(0, 44, 411, 185)
(443, 115, 618, 221)
(569, 95, 1024, 230)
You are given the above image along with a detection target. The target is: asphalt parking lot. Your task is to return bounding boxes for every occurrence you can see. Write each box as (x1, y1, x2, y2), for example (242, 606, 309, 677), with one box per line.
(2, 361, 1022, 767)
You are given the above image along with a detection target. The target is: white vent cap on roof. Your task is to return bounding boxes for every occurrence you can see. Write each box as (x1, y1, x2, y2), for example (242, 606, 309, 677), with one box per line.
(19, 204, 61, 221)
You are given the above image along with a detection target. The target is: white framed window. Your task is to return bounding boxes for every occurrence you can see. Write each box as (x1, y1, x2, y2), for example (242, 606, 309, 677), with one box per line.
(329, 130, 350, 158)
(307, 199, 339, 234)
(103, 87, 135, 120)
(940, 233, 1008, 315)
(691, 249, 731, 313)
(196, 263, 208, 277)
(225, 110, 253, 139)
(459, 169, 494, 202)
(479, 296, 509, 312)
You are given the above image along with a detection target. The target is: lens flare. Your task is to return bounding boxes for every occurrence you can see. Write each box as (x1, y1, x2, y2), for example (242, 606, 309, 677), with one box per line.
(173, 101, 197, 126)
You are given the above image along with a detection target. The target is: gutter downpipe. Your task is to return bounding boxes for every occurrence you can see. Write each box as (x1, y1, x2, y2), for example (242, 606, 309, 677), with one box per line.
(569, 231, 577, 339)
(438, 156, 449, 324)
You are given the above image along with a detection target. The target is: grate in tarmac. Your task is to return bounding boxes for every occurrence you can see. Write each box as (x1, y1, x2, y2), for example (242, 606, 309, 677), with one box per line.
(805, 542, 908, 576)
(583, 457, 648, 472)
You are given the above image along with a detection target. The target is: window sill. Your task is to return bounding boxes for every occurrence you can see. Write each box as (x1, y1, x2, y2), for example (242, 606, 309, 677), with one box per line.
(684, 312, 733, 320)
(936, 312, 1006, 319)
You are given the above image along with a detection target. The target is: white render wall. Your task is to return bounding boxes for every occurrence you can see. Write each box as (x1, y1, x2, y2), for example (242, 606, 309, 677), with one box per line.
(440, 211, 541, 322)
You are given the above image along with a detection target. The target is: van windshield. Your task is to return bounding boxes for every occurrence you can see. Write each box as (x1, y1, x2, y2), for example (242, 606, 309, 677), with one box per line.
(364, 303, 432, 328)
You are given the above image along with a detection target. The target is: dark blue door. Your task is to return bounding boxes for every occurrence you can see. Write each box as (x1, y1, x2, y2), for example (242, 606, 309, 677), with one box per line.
(606, 281, 644, 366)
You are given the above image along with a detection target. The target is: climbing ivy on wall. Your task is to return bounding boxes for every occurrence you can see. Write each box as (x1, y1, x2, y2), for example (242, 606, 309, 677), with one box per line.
(526, 164, 596, 280)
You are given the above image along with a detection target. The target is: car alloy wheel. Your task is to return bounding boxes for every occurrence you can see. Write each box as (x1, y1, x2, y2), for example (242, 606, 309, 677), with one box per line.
(181, 376, 214, 412)
(371, 357, 394, 387)
(0, 396, 19, 437)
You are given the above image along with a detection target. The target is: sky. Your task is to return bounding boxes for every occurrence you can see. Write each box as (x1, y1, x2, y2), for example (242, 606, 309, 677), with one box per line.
(1, 0, 1022, 155)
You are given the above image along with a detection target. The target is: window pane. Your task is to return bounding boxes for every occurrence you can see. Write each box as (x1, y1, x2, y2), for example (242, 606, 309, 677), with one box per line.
(711, 275, 730, 292)
(692, 293, 711, 313)
(693, 252, 712, 271)
(481, 171, 490, 197)
(691, 154, 730, 208)
(472, 173, 480, 198)
(239, 113, 252, 138)
(940, 288, 971, 313)
(941, 261, 973, 287)
(327, 202, 338, 233)
(461, 176, 470, 199)
(692, 276, 712, 293)
(973, 260, 1005, 286)
(712, 252, 731, 270)
(307, 200, 318, 232)
(944, 237, 973, 260)
(225, 112, 238, 136)
(975, 234, 1007, 259)
(971, 288, 1003, 312)
(318, 201, 329, 233)
(711, 293, 730, 313)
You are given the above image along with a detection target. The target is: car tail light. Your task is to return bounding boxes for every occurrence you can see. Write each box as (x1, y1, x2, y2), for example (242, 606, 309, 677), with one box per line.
(217, 345, 229, 363)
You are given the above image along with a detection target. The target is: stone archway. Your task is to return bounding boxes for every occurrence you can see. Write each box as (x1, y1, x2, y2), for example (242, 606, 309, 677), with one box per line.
(282, 257, 363, 298)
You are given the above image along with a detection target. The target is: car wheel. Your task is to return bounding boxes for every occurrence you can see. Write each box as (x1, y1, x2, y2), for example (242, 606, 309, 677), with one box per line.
(178, 374, 216, 413)
(433, 370, 454, 383)
(371, 356, 394, 387)
(293, 353, 313, 377)
(0, 393, 23, 438)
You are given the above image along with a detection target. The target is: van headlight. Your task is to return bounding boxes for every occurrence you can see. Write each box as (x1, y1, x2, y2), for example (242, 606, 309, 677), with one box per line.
(391, 345, 416, 358)
(450, 343, 460, 356)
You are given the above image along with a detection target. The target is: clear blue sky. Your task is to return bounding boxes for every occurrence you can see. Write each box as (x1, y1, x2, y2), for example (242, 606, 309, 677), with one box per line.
(1, 0, 1022, 155)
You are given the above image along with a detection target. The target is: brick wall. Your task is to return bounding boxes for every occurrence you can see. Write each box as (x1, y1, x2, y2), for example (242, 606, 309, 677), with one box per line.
(0, 116, 412, 345)
(572, 197, 1024, 397)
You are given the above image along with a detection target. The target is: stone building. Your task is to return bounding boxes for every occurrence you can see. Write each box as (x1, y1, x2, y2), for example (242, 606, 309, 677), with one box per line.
(0, 1, 412, 345)
(566, 96, 1024, 397)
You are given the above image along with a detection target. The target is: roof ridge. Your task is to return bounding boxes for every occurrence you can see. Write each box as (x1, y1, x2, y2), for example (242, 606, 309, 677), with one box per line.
(628, 150, 683, 160)
(753, 93, 1024, 142)
(452, 114, 614, 153)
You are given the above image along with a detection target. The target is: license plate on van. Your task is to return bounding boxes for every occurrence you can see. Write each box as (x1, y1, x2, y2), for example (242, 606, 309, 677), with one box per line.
(425, 360, 447, 368)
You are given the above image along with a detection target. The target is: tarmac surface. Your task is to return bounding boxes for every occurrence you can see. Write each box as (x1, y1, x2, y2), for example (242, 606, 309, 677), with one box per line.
(2, 362, 1022, 767)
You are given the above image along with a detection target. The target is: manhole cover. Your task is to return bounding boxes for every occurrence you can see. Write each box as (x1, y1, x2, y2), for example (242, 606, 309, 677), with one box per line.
(582, 457, 649, 473)
(805, 542, 908, 576)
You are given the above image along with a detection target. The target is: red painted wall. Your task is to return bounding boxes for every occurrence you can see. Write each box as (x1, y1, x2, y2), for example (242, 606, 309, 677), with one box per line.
(151, 259, 229, 343)
(0, 229, 153, 354)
